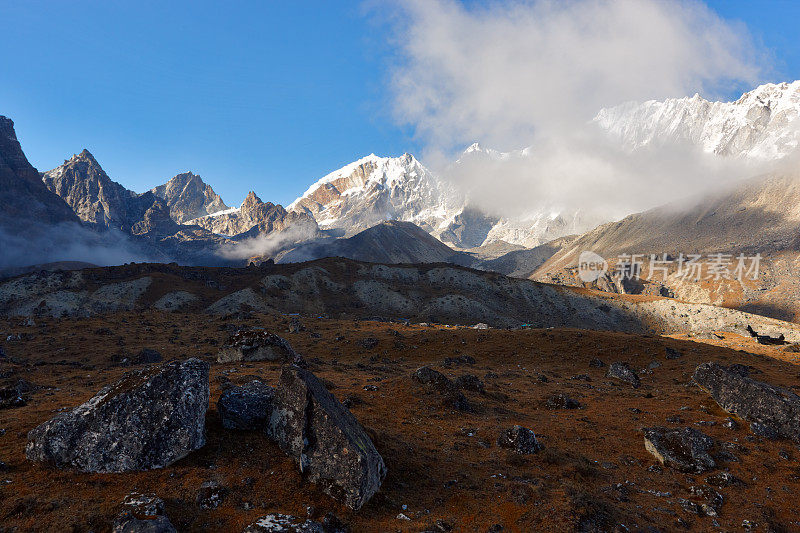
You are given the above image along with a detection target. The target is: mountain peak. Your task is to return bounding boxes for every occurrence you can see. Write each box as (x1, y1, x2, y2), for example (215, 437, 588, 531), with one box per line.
(150, 171, 229, 223)
(74, 149, 99, 164)
(243, 191, 262, 205)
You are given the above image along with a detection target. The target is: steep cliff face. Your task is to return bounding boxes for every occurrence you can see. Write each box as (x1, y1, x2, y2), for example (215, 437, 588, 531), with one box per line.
(0, 116, 79, 231)
(151, 172, 228, 223)
(41, 150, 153, 230)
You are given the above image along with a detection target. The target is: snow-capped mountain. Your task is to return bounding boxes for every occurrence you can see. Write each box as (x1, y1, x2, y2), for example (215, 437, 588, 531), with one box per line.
(594, 81, 800, 160)
(288, 153, 463, 237)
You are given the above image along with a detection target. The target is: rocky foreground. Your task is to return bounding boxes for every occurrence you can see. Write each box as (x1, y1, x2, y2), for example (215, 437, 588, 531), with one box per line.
(2, 311, 800, 531)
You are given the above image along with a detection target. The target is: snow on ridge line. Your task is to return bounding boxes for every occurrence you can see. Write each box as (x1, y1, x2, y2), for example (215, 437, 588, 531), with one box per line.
(287, 152, 421, 211)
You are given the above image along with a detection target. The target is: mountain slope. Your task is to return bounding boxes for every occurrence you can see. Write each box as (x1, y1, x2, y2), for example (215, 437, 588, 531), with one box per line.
(530, 171, 800, 321)
(0, 116, 80, 231)
(595, 81, 800, 160)
(276, 220, 468, 265)
(151, 171, 228, 223)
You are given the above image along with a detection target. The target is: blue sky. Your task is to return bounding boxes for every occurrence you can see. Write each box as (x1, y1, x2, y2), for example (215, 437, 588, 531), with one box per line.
(1, 0, 799, 207)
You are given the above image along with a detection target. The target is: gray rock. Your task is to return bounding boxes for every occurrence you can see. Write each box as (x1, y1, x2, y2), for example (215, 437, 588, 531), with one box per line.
(497, 425, 543, 454)
(26, 358, 209, 472)
(0, 379, 27, 409)
(218, 380, 275, 431)
(217, 329, 297, 363)
(693, 362, 800, 441)
(454, 374, 484, 393)
(607, 362, 641, 388)
(545, 393, 581, 409)
(643, 426, 716, 473)
(197, 480, 227, 509)
(268, 365, 386, 510)
(412, 366, 453, 391)
(112, 493, 176, 533)
(243, 513, 346, 532)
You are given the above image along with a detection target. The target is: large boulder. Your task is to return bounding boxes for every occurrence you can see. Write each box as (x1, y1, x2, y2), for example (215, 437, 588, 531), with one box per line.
(643, 426, 716, 473)
(218, 379, 275, 431)
(693, 362, 800, 441)
(217, 329, 297, 363)
(26, 358, 209, 472)
(268, 365, 386, 510)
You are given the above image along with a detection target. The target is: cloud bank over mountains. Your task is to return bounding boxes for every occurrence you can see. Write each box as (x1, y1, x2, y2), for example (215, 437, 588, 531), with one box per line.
(382, 0, 775, 218)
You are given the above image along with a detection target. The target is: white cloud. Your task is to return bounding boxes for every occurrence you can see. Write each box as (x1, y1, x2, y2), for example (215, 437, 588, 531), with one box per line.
(378, 0, 772, 221)
(387, 0, 763, 151)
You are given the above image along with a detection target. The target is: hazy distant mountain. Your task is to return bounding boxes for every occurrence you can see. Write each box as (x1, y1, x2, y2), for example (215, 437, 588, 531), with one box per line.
(595, 81, 800, 160)
(151, 171, 228, 223)
(0, 116, 79, 232)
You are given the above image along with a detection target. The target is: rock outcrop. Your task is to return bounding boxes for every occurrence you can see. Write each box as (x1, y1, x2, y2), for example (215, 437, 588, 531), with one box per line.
(643, 426, 716, 473)
(268, 365, 386, 510)
(693, 362, 800, 441)
(216, 330, 297, 363)
(26, 358, 209, 472)
(218, 379, 275, 431)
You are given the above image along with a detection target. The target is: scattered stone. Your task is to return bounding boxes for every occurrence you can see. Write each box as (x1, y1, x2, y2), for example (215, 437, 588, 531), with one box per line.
(472, 323, 489, 330)
(589, 358, 605, 368)
(497, 425, 543, 454)
(705, 471, 742, 488)
(607, 362, 640, 388)
(358, 337, 379, 350)
(687, 485, 724, 517)
(545, 393, 581, 409)
(443, 354, 476, 367)
(665, 347, 682, 360)
(648, 361, 662, 370)
(218, 380, 275, 431)
(694, 362, 800, 441)
(268, 365, 386, 510)
(454, 374, 484, 393)
(0, 379, 28, 409)
(133, 348, 162, 365)
(112, 493, 176, 533)
(643, 426, 716, 473)
(721, 417, 739, 430)
(217, 329, 297, 363)
(26, 358, 209, 472)
(288, 317, 305, 333)
(197, 481, 227, 509)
